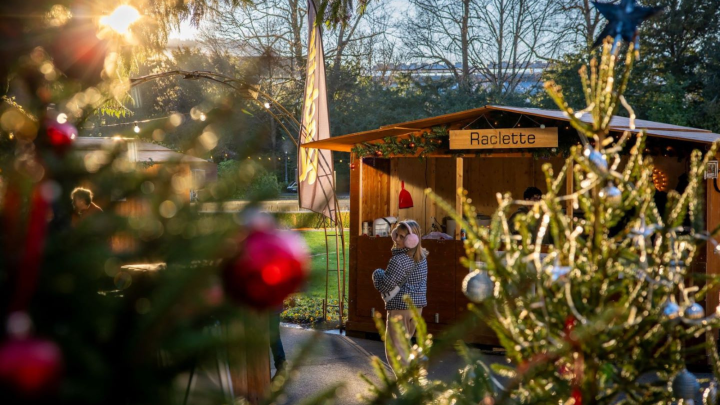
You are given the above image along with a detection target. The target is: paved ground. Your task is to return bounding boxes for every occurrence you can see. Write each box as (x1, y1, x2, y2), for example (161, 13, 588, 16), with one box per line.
(275, 325, 715, 405)
(183, 324, 714, 404)
(275, 324, 506, 405)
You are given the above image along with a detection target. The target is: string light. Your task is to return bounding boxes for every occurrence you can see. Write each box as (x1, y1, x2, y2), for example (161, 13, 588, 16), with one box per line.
(264, 102, 271, 109)
(133, 122, 140, 133)
(652, 168, 668, 191)
(200, 113, 207, 122)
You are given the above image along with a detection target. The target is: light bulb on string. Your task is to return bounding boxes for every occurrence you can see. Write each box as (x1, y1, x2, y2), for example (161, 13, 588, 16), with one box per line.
(200, 113, 207, 122)
(264, 102, 271, 109)
(133, 122, 140, 133)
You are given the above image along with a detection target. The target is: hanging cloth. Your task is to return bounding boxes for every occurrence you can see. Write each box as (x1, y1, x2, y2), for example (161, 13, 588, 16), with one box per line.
(399, 181, 414, 209)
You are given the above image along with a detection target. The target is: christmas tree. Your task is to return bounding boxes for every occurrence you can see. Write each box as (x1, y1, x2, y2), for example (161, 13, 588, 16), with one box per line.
(0, 1, 327, 404)
(364, 39, 720, 405)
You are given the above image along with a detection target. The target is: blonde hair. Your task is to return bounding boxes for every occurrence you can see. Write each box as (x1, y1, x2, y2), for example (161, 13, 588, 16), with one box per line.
(395, 220, 429, 263)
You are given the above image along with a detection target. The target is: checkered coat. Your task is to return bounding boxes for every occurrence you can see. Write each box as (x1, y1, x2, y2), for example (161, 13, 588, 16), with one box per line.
(372, 248, 428, 310)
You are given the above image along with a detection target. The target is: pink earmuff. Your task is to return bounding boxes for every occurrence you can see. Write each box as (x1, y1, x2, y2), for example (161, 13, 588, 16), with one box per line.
(397, 221, 419, 249)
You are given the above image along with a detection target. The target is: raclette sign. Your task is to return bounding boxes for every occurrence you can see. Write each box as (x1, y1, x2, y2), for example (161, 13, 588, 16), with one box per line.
(449, 127, 558, 150)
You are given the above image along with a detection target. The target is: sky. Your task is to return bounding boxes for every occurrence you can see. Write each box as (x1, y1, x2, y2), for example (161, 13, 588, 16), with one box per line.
(168, 0, 411, 41)
(169, 20, 199, 41)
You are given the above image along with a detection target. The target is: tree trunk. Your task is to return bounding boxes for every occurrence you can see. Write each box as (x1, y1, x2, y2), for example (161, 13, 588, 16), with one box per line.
(461, 0, 470, 92)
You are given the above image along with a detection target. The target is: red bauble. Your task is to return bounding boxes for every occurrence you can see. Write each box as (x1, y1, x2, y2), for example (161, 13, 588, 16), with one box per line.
(45, 120, 76, 155)
(571, 388, 582, 405)
(223, 230, 309, 310)
(374, 150, 383, 157)
(408, 142, 416, 149)
(0, 338, 63, 397)
(350, 163, 356, 170)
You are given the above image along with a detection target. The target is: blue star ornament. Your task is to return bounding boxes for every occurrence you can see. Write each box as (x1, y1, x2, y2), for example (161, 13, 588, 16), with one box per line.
(591, 0, 664, 50)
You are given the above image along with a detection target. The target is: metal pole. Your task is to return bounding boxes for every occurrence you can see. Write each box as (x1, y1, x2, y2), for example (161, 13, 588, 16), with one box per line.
(285, 152, 288, 183)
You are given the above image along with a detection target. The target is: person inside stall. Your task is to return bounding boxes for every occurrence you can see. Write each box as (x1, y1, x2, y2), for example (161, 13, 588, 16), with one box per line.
(509, 187, 542, 235)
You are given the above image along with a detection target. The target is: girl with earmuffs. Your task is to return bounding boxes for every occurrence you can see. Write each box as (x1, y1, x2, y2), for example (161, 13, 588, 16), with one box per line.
(371, 219, 428, 373)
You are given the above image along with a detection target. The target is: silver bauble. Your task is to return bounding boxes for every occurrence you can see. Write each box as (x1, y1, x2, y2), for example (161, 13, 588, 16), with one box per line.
(668, 259, 686, 269)
(585, 149, 608, 174)
(550, 265, 571, 281)
(600, 184, 622, 207)
(462, 270, 494, 303)
(684, 302, 705, 320)
(663, 301, 681, 322)
(706, 381, 718, 405)
(672, 369, 702, 404)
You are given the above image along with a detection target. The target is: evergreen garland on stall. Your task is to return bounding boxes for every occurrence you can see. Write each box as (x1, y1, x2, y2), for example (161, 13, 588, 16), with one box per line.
(351, 127, 449, 158)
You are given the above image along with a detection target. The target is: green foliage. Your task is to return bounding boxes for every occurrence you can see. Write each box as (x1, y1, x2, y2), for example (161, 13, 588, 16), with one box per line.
(351, 127, 449, 158)
(365, 40, 720, 405)
(272, 211, 350, 229)
(539, 0, 720, 134)
(218, 160, 281, 199)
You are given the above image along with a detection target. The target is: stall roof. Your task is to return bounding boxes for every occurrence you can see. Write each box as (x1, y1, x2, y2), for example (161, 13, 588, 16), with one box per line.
(302, 105, 720, 152)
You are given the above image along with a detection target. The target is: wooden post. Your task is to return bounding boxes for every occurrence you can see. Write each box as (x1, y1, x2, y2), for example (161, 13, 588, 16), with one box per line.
(706, 159, 720, 320)
(455, 157, 464, 239)
(389, 159, 399, 219)
(350, 153, 362, 236)
(228, 313, 270, 404)
(426, 158, 437, 233)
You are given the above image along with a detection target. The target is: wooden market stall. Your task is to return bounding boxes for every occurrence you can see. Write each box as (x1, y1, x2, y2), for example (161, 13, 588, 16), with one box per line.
(303, 105, 720, 344)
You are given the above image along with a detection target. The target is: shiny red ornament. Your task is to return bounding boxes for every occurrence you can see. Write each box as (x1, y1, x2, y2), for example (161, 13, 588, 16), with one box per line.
(45, 120, 76, 155)
(374, 150, 383, 157)
(571, 387, 582, 405)
(350, 163, 356, 170)
(408, 142, 416, 149)
(223, 230, 309, 310)
(0, 338, 63, 397)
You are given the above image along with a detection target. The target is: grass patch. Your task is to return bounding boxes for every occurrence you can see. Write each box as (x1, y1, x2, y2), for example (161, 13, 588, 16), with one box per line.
(282, 230, 350, 325)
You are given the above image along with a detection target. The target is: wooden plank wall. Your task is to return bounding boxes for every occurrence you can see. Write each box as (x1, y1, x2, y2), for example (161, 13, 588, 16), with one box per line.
(386, 158, 459, 235)
(360, 158, 391, 229)
(383, 156, 569, 234)
(463, 157, 565, 216)
(389, 158, 430, 229)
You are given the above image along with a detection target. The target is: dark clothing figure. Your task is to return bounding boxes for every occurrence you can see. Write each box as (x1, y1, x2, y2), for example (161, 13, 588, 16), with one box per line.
(71, 202, 103, 227)
(269, 311, 286, 372)
(508, 206, 530, 235)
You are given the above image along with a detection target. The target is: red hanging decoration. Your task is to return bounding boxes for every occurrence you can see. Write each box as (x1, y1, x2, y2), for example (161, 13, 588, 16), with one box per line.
(0, 338, 63, 397)
(223, 230, 309, 310)
(11, 186, 50, 313)
(374, 150, 383, 157)
(399, 181, 414, 209)
(571, 387, 582, 405)
(45, 120, 77, 155)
